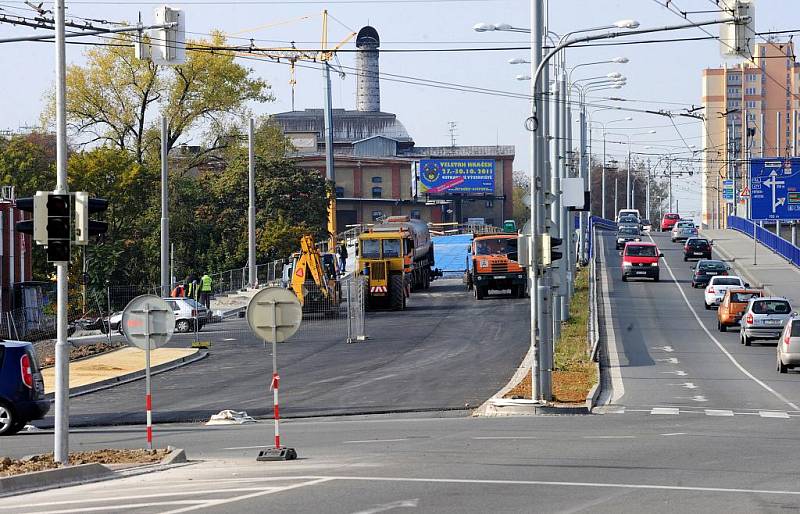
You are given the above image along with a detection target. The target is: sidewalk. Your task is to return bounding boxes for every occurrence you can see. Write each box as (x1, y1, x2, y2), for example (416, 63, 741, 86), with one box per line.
(702, 229, 800, 304)
(41, 347, 199, 395)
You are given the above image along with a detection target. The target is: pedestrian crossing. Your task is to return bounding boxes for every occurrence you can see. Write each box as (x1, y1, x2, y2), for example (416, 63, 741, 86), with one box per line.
(597, 405, 799, 419)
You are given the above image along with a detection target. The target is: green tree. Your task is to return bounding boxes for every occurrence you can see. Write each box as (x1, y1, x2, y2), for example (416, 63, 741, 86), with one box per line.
(0, 133, 56, 196)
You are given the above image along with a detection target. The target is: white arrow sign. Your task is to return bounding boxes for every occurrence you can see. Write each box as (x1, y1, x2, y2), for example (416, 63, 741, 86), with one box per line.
(763, 170, 786, 214)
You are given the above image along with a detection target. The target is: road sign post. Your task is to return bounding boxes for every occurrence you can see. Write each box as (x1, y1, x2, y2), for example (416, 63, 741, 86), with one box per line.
(121, 295, 175, 450)
(246, 287, 302, 461)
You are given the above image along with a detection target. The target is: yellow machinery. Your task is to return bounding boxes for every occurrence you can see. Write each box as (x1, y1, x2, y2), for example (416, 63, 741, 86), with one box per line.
(288, 235, 341, 315)
(358, 217, 435, 311)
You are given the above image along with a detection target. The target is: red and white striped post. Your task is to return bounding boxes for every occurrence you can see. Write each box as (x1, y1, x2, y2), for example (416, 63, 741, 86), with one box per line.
(145, 343, 153, 450)
(270, 371, 280, 448)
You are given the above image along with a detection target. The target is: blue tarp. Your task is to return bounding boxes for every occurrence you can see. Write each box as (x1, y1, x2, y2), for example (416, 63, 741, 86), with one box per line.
(432, 234, 473, 272)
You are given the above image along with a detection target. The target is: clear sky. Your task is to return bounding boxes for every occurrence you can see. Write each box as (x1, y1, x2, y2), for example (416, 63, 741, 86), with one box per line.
(1, 0, 796, 217)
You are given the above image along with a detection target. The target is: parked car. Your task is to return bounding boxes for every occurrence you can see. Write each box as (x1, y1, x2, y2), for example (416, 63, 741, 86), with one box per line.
(777, 315, 800, 373)
(108, 297, 209, 334)
(740, 297, 793, 346)
(621, 242, 663, 282)
(717, 289, 765, 332)
(683, 237, 712, 261)
(704, 276, 748, 309)
(0, 340, 49, 436)
(691, 259, 730, 288)
(660, 213, 681, 231)
(615, 226, 642, 250)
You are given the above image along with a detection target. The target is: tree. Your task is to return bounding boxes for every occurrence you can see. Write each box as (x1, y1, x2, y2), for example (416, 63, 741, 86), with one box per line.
(48, 32, 272, 166)
(0, 133, 56, 196)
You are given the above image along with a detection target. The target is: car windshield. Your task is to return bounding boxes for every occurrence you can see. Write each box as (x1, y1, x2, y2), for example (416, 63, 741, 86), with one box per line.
(752, 300, 791, 315)
(688, 239, 709, 247)
(475, 238, 517, 256)
(184, 298, 204, 309)
(619, 227, 639, 235)
(666, 214, 680, 220)
(362, 239, 380, 259)
(699, 261, 726, 270)
(625, 245, 657, 257)
(712, 278, 742, 286)
(730, 292, 760, 303)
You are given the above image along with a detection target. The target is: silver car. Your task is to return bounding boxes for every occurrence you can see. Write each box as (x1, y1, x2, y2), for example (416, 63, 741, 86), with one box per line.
(777, 315, 800, 373)
(740, 297, 793, 346)
(672, 224, 698, 242)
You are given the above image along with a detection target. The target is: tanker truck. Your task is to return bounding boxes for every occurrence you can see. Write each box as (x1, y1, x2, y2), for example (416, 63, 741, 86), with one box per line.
(357, 216, 435, 310)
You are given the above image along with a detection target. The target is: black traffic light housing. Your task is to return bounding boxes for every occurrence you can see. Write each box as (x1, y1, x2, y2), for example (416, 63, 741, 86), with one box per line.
(47, 193, 72, 262)
(74, 193, 109, 244)
(549, 236, 563, 263)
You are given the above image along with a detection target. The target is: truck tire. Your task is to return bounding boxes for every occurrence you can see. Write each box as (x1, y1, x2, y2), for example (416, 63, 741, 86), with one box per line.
(475, 285, 486, 300)
(424, 269, 431, 289)
(390, 274, 406, 310)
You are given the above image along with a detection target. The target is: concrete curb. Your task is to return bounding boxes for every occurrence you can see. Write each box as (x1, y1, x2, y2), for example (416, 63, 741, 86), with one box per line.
(585, 362, 602, 411)
(45, 350, 209, 400)
(162, 447, 187, 465)
(0, 463, 113, 498)
(480, 399, 590, 416)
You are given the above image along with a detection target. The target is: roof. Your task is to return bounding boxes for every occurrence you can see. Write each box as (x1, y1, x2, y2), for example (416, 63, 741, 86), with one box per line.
(271, 109, 413, 144)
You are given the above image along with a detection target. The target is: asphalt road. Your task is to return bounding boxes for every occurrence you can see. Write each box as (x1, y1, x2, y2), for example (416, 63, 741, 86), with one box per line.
(596, 229, 800, 414)
(5, 412, 800, 513)
(35, 278, 530, 427)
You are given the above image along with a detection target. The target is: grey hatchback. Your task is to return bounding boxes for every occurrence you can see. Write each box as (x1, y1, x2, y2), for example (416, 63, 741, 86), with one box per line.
(740, 297, 793, 346)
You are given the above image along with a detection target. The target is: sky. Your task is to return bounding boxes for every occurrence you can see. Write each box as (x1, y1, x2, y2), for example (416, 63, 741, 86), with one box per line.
(0, 0, 796, 218)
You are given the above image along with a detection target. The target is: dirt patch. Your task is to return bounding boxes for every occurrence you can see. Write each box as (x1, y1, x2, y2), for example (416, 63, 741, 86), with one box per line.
(0, 449, 169, 478)
(505, 267, 597, 403)
(34, 341, 125, 369)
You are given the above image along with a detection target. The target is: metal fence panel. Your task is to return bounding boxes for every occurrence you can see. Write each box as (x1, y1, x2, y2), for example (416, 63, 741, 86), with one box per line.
(728, 215, 800, 269)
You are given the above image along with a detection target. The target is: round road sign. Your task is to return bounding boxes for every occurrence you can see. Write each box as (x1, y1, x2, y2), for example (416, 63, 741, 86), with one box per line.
(246, 287, 302, 343)
(121, 294, 176, 350)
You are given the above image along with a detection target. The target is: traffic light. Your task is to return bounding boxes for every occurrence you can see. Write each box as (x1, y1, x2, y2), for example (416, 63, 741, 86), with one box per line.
(14, 191, 48, 245)
(46, 193, 71, 263)
(74, 192, 108, 245)
(541, 234, 563, 266)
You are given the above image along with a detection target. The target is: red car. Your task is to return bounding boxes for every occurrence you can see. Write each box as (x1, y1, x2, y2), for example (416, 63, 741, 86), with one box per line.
(660, 213, 680, 232)
(621, 241, 663, 282)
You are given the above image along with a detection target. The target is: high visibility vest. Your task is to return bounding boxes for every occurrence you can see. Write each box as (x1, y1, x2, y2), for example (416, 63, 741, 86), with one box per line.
(187, 282, 197, 298)
(201, 275, 212, 292)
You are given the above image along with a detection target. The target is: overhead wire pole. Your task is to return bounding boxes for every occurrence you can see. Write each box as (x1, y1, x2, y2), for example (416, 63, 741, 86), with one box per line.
(160, 116, 169, 297)
(248, 118, 257, 287)
(53, 0, 69, 466)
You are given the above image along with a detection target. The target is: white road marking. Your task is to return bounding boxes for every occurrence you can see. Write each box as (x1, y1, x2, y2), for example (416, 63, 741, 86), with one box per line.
(657, 357, 680, 364)
(472, 436, 538, 440)
(705, 409, 735, 416)
(160, 477, 335, 514)
(649, 234, 800, 412)
(343, 438, 409, 444)
(660, 371, 688, 377)
(317, 475, 800, 497)
(660, 432, 687, 436)
(25, 500, 209, 514)
(582, 435, 636, 439)
(692, 395, 709, 402)
(651, 407, 680, 415)
(759, 411, 791, 419)
(13, 488, 271, 509)
(682, 382, 698, 389)
(597, 235, 625, 405)
(653, 345, 675, 353)
(351, 498, 419, 514)
(223, 338, 236, 341)
(223, 445, 270, 450)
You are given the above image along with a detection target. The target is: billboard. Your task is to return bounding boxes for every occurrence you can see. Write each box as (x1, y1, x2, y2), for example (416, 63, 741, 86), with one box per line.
(418, 159, 495, 195)
(750, 157, 800, 221)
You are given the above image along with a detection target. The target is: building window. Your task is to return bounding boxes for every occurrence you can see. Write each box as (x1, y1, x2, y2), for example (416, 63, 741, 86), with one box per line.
(371, 210, 383, 221)
(485, 199, 494, 208)
(745, 87, 756, 95)
(371, 186, 382, 198)
(335, 186, 345, 198)
(727, 87, 740, 95)
(747, 100, 757, 108)
(371, 176, 382, 183)
(746, 73, 757, 81)
(747, 113, 756, 121)
(727, 74, 739, 82)
(410, 209, 421, 220)
(727, 100, 740, 108)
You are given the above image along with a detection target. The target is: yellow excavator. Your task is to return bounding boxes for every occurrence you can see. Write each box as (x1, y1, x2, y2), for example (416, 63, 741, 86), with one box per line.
(287, 235, 341, 316)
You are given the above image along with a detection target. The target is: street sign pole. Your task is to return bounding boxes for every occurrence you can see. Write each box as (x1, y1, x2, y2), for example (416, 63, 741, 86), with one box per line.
(144, 303, 152, 450)
(270, 300, 279, 449)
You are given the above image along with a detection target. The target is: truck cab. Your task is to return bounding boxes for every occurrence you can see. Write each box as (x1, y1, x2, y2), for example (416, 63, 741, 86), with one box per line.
(465, 234, 526, 300)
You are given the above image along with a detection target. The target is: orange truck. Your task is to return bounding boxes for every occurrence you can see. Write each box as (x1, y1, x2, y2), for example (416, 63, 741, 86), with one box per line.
(465, 233, 527, 300)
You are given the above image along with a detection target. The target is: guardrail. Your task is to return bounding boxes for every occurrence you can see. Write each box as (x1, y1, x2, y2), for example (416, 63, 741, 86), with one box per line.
(588, 224, 600, 362)
(587, 216, 617, 260)
(727, 215, 800, 268)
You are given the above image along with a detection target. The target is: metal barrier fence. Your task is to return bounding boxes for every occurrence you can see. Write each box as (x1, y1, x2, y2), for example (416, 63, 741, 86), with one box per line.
(588, 224, 601, 362)
(587, 216, 617, 260)
(728, 215, 800, 268)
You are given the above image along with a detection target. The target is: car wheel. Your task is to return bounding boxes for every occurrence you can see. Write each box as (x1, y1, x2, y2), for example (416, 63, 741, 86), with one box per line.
(743, 334, 752, 346)
(718, 321, 726, 332)
(653, 274, 660, 282)
(176, 319, 191, 333)
(621, 275, 628, 282)
(683, 256, 687, 261)
(704, 302, 710, 310)
(778, 356, 788, 374)
(0, 401, 21, 436)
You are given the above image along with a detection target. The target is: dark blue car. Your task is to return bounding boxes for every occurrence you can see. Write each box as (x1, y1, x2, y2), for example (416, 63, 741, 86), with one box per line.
(0, 340, 50, 436)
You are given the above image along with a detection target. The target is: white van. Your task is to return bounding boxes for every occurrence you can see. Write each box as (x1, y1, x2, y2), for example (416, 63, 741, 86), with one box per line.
(616, 209, 641, 222)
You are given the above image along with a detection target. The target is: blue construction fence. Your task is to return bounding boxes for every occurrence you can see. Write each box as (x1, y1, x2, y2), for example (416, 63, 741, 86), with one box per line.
(727, 216, 800, 268)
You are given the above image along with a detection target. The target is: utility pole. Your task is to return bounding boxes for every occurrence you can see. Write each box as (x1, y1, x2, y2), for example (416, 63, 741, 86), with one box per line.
(53, 0, 69, 465)
(626, 143, 631, 209)
(562, 75, 572, 316)
(601, 131, 607, 219)
(668, 160, 673, 213)
(248, 118, 257, 288)
(551, 73, 562, 342)
(160, 116, 169, 296)
(614, 176, 618, 215)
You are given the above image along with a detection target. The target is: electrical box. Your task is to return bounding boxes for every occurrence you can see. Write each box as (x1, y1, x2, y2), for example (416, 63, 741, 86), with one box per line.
(152, 6, 186, 65)
(719, 0, 755, 60)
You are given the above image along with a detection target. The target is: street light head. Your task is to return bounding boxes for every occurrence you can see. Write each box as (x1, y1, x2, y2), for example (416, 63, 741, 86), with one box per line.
(625, 116, 633, 121)
(607, 72, 622, 79)
(473, 22, 495, 32)
(614, 19, 640, 29)
(508, 57, 528, 65)
(494, 22, 513, 31)
(613, 57, 630, 63)
(515, 74, 532, 81)
(609, 85, 623, 89)
(648, 130, 657, 134)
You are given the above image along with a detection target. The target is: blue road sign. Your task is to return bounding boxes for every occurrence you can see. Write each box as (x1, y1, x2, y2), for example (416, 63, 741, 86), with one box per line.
(750, 158, 800, 221)
(722, 179, 734, 202)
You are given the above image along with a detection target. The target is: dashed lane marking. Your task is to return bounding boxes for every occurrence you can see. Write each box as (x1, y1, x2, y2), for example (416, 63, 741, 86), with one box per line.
(343, 438, 409, 444)
(759, 410, 791, 419)
(705, 409, 735, 416)
(472, 436, 539, 440)
(651, 407, 680, 415)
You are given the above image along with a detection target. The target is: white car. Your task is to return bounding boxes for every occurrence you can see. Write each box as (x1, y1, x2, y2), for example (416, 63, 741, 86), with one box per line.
(704, 276, 748, 310)
(107, 298, 209, 334)
(777, 315, 800, 373)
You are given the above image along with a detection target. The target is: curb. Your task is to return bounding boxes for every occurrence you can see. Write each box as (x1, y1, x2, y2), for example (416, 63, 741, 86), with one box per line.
(0, 463, 113, 498)
(585, 362, 602, 411)
(480, 399, 590, 416)
(45, 350, 209, 400)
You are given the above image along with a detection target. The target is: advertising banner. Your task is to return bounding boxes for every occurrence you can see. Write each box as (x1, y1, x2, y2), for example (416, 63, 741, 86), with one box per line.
(418, 159, 495, 195)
